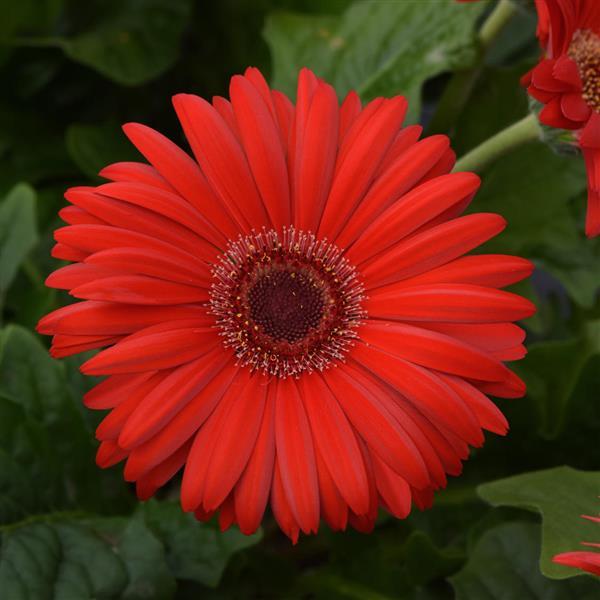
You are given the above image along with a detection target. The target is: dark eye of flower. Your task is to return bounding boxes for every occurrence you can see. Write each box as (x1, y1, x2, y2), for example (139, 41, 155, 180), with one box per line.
(209, 227, 365, 377)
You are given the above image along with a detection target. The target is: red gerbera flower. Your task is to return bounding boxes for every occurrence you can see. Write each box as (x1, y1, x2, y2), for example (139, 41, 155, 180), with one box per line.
(522, 0, 600, 237)
(553, 510, 600, 576)
(37, 67, 535, 541)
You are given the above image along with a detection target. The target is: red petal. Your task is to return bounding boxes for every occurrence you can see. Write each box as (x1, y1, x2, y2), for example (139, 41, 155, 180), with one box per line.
(351, 344, 483, 446)
(552, 551, 600, 576)
(371, 453, 411, 519)
(37, 301, 209, 336)
(360, 321, 510, 382)
(99, 161, 174, 192)
(234, 384, 276, 535)
(365, 283, 536, 323)
(118, 346, 227, 449)
(298, 372, 370, 515)
(122, 122, 236, 243)
(230, 75, 291, 228)
(360, 213, 506, 288)
(84, 372, 154, 410)
(319, 97, 407, 240)
(336, 135, 451, 248)
(275, 377, 320, 534)
(437, 373, 508, 435)
(46, 263, 116, 290)
(389, 254, 534, 290)
(293, 81, 339, 231)
(124, 362, 237, 480)
(202, 372, 267, 511)
(324, 365, 430, 489)
(85, 247, 210, 287)
(315, 446, 348, 531)
(346, 172, 480, 264)
(338, 90, 361, 146)
(172, 93, 269, 231)
(81, 325, 215, 375)
(135, 439, 192, 500)
(271, 462, 300, 544)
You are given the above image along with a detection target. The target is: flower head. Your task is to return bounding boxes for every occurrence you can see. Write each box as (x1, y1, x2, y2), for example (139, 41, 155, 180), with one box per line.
(553, 509, 600, 576)
(38, 67, 535, 541)
(523, 0, 600, 236)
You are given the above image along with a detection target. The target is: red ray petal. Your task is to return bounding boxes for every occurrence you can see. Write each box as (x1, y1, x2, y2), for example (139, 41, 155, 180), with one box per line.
(172, 93, 269, 231)
(360, 213, 506, 288)
(365, 283, 536, 323)
(118, 346, 227, 449)
(122, 122, 237, 242)
(235, 383, 276, 535)
(275, 377, 320, 534)
(99, 161, 174, 192)
(298, 372, 370, 515)
(324, 364, 430, 489)
(230, 75, 291, 229)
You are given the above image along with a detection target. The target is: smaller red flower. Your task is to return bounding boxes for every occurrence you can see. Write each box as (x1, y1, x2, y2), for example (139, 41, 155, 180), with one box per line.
(553, 511, 600, 576)
(522, 0, 600, 237)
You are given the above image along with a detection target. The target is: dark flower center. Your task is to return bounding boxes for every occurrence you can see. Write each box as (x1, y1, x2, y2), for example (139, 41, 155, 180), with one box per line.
(209, 228, 364, 377)
(248, 268, 326, 344)
(569, 29, 600, 113)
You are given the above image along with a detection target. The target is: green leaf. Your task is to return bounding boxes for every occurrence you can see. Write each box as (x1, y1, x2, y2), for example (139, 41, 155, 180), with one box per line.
(402, 531, 464, 587)
(89, 513, 175, 599)
(0, 513, 175, 599)
(478, 467, 600, 579)
(140, 499, 262, 588)
(516, 321, 600, 439)
(66, 122, 141, 179)
(264, 0, 486, 120)
(0, 325, 132, 519)
(0, 184, 38, 296)
(450, 522, 600, 599)
(61, 0, 193, 85)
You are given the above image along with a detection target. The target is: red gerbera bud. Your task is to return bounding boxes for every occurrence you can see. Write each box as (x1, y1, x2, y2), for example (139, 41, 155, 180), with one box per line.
(553, 510, 600, 576)
(38, 67, 535, 542)
(523, 0, 600, 237)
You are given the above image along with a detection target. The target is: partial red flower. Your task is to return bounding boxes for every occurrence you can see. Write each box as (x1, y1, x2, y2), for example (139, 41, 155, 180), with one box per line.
(553, 510, 600, 576)
(523, 0, 600, 237)
(37, 67, 535, 542)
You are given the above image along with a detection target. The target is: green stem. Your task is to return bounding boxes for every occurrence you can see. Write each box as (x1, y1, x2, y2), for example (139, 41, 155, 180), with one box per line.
(479, 0, 518, 48)
(454, 113, 541, 173)
(427, 0, 518, 134)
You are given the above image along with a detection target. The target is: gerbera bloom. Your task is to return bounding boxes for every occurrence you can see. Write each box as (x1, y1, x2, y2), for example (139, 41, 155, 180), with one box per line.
(522, 0, 600, 237)
(553, 509, 600, 576)
(38, 67, 535, 541)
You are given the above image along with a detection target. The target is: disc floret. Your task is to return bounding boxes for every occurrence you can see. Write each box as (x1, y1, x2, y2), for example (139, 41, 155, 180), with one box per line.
(209, 227, 365, 377)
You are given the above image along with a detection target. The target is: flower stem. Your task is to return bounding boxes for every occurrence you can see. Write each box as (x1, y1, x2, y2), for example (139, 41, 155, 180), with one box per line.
(479, 0, 518, 48)
(454, 113, 541, 173)
(427, 0, 518, 134)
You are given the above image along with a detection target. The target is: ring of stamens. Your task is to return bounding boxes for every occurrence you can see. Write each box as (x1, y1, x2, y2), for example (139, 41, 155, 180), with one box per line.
(209, 227, 365, 377)
(569, 29, 600, 112)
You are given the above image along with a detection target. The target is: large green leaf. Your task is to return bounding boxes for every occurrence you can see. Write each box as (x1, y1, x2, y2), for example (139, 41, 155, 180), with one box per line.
(263, 0, 486, 120)
(0, 513, 175, 600)
(0, 184, 38, 296)
(450, 522, 600, 599)
(0, 325, 131, 520)
(61, 0, 193, 85)
(516, 320, 600, 439)
(140, 499, 262, 588)
(66, 122, 141, 179)
(478, 467, 600, 579)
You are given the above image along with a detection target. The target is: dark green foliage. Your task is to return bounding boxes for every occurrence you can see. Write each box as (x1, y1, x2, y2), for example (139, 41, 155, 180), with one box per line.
(1, 0, 599, 597)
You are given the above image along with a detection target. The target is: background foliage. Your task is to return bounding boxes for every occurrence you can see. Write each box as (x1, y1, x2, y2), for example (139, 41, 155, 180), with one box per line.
(1, 0, 599, 597)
